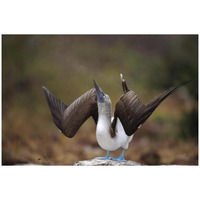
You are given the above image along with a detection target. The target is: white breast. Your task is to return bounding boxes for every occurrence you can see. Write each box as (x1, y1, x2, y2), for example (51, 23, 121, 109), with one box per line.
(96, 117, 133, 151)
(115, 118, 133, 149)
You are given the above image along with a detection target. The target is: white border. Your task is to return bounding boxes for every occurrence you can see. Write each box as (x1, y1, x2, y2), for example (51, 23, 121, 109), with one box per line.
(1, 1, 199, 200)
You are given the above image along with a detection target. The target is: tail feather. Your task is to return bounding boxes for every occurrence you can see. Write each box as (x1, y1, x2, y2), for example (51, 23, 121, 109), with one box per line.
(120, 73, 129, 94)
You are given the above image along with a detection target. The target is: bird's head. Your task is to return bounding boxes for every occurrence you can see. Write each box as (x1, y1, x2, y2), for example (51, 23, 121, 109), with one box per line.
(93, 80, 110, 104)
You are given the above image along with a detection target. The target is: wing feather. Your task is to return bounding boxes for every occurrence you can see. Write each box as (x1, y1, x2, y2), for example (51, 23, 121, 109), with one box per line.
(113, 90, 146, 136)
(42, 87, 98, 138)
(113, 81, 190, 136)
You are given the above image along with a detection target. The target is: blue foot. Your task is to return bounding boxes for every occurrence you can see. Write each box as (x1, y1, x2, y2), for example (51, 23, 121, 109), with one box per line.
(95, 151, 111, 160)
(112, 148, 126, 162)
(112, 157, 126, 162)
(95, 156, 111, 160)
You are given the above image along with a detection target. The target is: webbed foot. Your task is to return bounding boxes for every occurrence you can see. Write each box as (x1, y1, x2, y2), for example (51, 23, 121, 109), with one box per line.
(95, 151, 111, 160)
(112, 148, 126, 162)
(95, 156, 111, 160)
(112, 156, 126, 162)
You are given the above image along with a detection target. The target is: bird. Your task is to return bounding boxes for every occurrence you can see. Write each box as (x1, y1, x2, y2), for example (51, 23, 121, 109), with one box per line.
(42, 74, 190, 161)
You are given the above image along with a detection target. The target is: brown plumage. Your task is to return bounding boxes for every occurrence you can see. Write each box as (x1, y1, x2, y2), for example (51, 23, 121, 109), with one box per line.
(113, 78, 190, 136)
(120, 73, 130, 94)
(42, 87, 98, 138)
(42, 76, 190, 139)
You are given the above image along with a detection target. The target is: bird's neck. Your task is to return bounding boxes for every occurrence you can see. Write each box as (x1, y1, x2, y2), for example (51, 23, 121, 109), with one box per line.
(97, 102, 112, 134)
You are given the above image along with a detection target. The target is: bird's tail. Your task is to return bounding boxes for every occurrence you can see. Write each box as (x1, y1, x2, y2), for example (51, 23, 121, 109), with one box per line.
(120, 73, 130, 94)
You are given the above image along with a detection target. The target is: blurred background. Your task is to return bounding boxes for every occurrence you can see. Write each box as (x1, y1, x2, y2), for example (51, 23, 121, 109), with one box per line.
(2, 35, 198, 165)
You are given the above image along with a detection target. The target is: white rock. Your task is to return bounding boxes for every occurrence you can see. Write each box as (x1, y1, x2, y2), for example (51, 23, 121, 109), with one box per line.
(74, 159, 141, 166)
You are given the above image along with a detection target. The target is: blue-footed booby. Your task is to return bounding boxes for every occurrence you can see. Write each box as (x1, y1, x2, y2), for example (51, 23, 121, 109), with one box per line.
(42, 74, 190, 161)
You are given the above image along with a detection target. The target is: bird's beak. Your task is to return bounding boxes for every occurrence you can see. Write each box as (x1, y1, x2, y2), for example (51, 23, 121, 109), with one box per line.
(93, 80, 105, 103)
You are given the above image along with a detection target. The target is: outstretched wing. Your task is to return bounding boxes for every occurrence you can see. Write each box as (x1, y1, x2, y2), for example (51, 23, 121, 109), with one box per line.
(113, 80, 190, 136)
(112, 90, 145, 136)
(42, 87, 98, 138)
